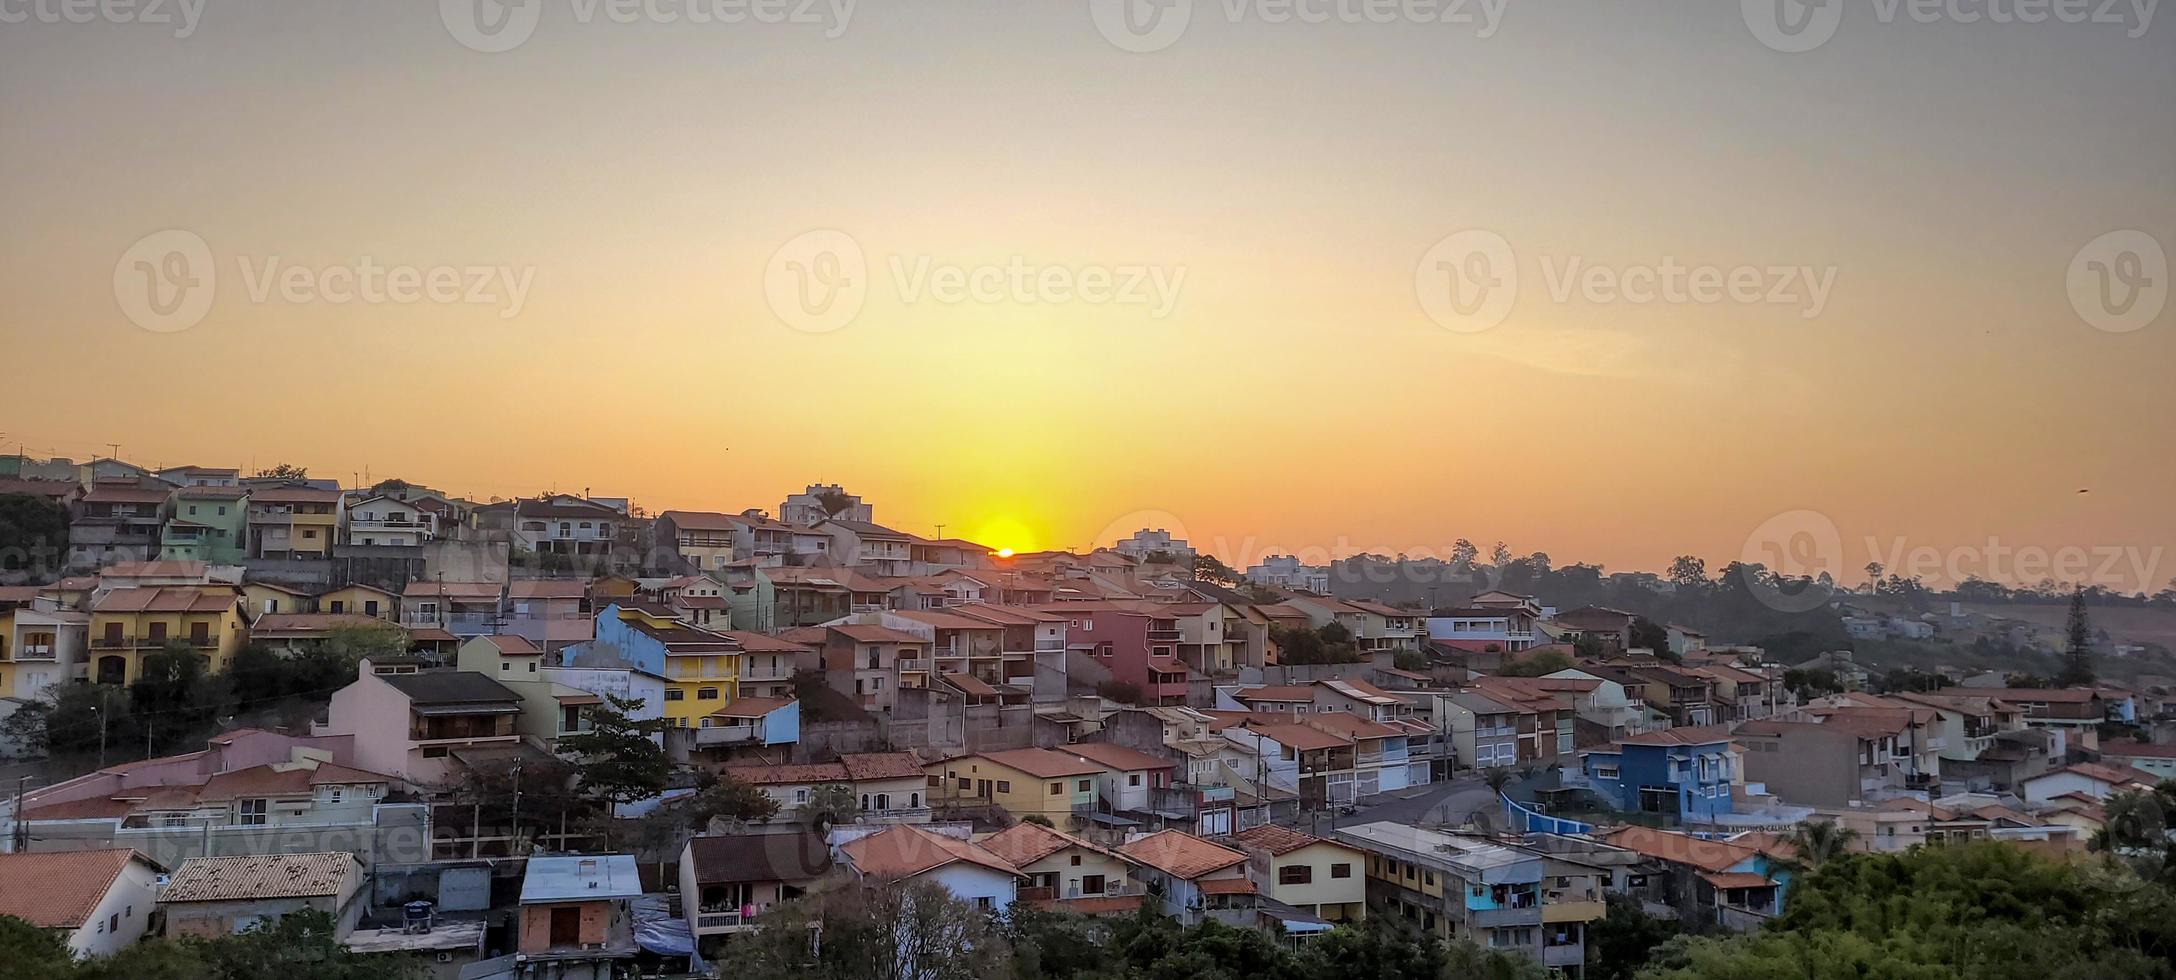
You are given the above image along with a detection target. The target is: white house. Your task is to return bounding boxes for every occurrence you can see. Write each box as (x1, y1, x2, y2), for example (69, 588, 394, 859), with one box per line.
(342, 495, 430, 547)
(0, 849, 164, 958)
(837, 824, 1022, 912)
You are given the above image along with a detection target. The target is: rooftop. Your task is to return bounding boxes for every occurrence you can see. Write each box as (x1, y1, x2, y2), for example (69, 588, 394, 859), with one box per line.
(160, 852, 361, 903)
(520, 854, 644, 903)
(0, 849, 155, 929)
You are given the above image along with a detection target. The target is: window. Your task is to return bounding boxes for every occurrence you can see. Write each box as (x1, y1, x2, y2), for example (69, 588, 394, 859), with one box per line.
(794, 789, 809, 804)
(1128, 773, 1142, 787)
(1279, 865, 1313, 885)
(1332, 863, 1353, 879)
(325, 786, 343, 804)
(528, 661, 536, 672)
(1593, 764, 1619, 780)
(108, 913, 118, 933)
(973, 896, 994, 911)
(238, 798, 268, 826)
(1049, 782, 1063, 795)
(697, 687, 720, 700)
(996, 780, 1012, 793)
(665, 689, 685, 701)
(422, 746, 448, 758)
(501, 661, 511, 671)
(1070, 854, 1083, 866)
(1077, 779, 1091, 792)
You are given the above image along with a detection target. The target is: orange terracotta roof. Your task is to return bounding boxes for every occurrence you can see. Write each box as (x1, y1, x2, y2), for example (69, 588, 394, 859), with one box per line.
(973, 747, 1107, 778)
(1197, 876, 1258, 895)
(1700, 871, 1776, 890)
(838, 752, 928, 781)
(842, 825, 1020, 881)
(834, 624, 928, 645)
(91, 586, 237, 614)
(1118, 830, 1247, 880)
(1061, 742, 1177, 773)
(708, 696, 794, 719)
(1595, 825, 1759, 874)
(723, 762, 850, 786)
(979, 821, 1103, 867)
(0, 849, 153, 929)
(1224, 823, 1326, 856)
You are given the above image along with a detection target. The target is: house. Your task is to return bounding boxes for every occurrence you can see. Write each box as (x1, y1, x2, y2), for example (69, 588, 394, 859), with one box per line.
(1336, 820, 1603, 966)
(342, 495, 431, 547)
(156, 465, 240, 488)
(245, 485, 343, 559)
(2020, 761, 2156, 804)
(1425, 592, 1546, 654)
(161, 486, 249, 563)
(928, 748, 1106, 822)
(315, 582, 399, 620)
(1117, 829, 1254, 925)
(978, 820, 1140, 912)
(818, 520, 915, 575)
(1592, 825, 1790, 932)
(320, 664, 524, 784)
(692, 696, 800, 756)
(0, 587, 87, 706)
(1435, 691, 1521, 770)
(1245, 555, 1330, 593)
(662, 575, 731, 630)
(0, 849, 165, 958)
(158, 852, 366, 938)
(837, 824, 1022, 911)
(516, 855, 643, 976)
(719, 752, 931, 823)
(1544, 668, 1662, 744)
(1063, 741, 1179, 815)
(67, 480, 170, 569)
(1577, 725, 1738, 823)
(780, 483, 871, 526)
(86, 585, 248, 684)
(653, 510, 746, 572)
(1665, 624, 1706, 658)
(591, 603, 742, 728)
(1891, 690, 2028, 763)
(2098, 741, 2176, 781)
(1551, 607, 1636, 653)
(400, 581, 505, 638)
(795, 622, 927, 711)
(1041, 602, 1202, 706)
(679, 830, 830, 938)
(238, 580, 313, 617)
(505, 580, 592, 652)
(1936, 686, 2112, 732)
(455, 634, 668, 750)
(501, 495, 622, 560)
(1790, 651, 1869, 691)
(1221, 824, 1366, 923)
(1735, 705, 1939, 808)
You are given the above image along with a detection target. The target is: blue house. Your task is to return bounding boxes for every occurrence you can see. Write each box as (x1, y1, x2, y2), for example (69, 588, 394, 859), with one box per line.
(1580, 725, 1736, 822)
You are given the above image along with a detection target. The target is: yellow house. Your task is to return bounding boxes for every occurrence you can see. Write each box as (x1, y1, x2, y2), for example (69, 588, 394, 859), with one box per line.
(245, 486, 342, 559)
(1224, 824, 1367, 922)
(978, 820, 1141, 911)
(316, 583, 399, 620)
(87, 585, 247, 684)
(928, 748, 1105, 822)
(597, 603, 741, 727)
(239, 581, 315, 617)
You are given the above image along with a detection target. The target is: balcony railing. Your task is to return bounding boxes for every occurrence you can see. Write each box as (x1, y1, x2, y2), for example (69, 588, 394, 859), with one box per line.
(15, 644, 55, 660)
(93, 635, 215, 651)
(1146, 628, 1183, 641)
(1034, 638, 1066, 652)
(895, 658, 926, 672)
(694, 724, 759, 746)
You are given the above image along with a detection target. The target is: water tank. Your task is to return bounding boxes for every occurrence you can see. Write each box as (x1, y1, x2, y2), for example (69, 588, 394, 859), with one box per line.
(403, 900, 435, 934)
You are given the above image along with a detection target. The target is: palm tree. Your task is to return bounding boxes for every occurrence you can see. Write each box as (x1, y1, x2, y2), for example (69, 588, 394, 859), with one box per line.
(1483, 767, 1515, 797)
(1782, 819, 1860, 870)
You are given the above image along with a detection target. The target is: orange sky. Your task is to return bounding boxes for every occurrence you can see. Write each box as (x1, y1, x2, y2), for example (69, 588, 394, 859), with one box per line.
(2, 3, 2170, 592)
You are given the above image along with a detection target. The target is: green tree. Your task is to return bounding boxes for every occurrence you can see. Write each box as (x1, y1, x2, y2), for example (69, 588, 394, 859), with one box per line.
(738, 880, 1011, 980)
(198, 907, 421, 980)
(803, 782, 862, 828)
(1192, 553, 1245, 586)
(1666, 555, 1708, 590)
(253, 464, 309, 480)
(0, 493, 68, 580)
(1498, 648, 1574, 677)
(1391, 649, 1428, 671)
(1572, 633, 1606, 660)
(0, 915, 76, 980)
(2057, 588, 2096, 686)
(556, 693, 670, 808)
(1629, 617, 1670, 656)
(1779, 818, 1859, 871)
(130, 641, 217, 751)
(669, 770, 782, 831)
(1587, 894, 1681, 980)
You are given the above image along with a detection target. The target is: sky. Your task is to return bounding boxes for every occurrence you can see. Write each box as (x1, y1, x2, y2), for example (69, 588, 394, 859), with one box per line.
(1, 0, 2171, 590)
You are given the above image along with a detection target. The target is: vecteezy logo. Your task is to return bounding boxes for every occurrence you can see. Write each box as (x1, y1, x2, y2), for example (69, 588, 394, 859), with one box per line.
(1090, 0, 1194, 53)
(1738, 509, 1843, 613)
(114, 230, 216, 333)
(442, 0, 543, 53)
(764, 230, 868, 333)
(1415, 230, 1517, 333)
(1742, 0, 1842, 52)
(2068, 229, 2167, 334)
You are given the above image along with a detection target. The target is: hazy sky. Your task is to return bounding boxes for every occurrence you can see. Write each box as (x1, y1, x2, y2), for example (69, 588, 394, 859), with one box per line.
(2, 1, 2171, 589)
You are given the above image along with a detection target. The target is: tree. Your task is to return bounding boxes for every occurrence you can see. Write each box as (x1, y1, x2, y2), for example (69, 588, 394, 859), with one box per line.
(737, 880, 1011, 980)
(4, 683, 132, 759)
(672, 770, 783, 831)
(253, 463, 309, 480)
(130, 641, 217, 751)
(1666, 555, 1707, 590)
(1629, 616, 1669, 655)
(198, 907, 420, 980)
(1779, 818, 1859, 871)
(1391, 649, 1428, 671)
(1482, 767, 1515, 795)
(2058, 588, 2096, 686)
(1571, 633, 1606, 660)
(0, 493, 68, 581)
(556, 693, 670, 808)
(1586, 894, 1681, 980)
(803, 782, 861, 828)
(0, 915, 75, 980)
(1497, 648, 1574, 677)
(1192, 553, 1244, 586)
(1450, 538, 1479, 570)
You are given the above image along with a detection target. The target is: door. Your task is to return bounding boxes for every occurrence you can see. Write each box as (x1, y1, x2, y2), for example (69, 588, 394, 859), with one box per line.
(549, 906, 581, 946)
(147, 621, 167, 645)
(96, 656, 127, 685)
(190, 622, 211, 645)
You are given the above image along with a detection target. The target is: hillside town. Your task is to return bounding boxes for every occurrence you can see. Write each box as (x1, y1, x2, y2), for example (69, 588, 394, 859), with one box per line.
(0, 461, 2171, 979)
(8, 461, 2167, 980)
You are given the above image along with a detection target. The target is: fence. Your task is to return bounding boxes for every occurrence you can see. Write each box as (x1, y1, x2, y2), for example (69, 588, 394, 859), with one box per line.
(1500, 793, 1593, 835)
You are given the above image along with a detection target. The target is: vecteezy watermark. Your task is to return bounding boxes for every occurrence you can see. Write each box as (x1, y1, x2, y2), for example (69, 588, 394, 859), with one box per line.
(1739, 508, 2168, 612)
(113, 230, 536, 332)
(1089, 0, 1506, 54)
(439, 0, 854, 53)
(2068, 229, 2167, 333)
(1414, 230, 1838, 332)
(1742, 0, 2156, 53)
(762, 229, 1187, 333)
(0, 0, 205, 37)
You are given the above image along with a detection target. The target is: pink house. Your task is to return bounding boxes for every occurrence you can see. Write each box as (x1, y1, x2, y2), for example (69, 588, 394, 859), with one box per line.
(1043, 602, 1204, 706)
(319, 662, 524, 785)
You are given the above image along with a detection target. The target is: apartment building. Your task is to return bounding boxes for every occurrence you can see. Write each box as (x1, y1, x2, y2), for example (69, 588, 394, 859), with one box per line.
(245, 485, 342, 559)
(592, 603, 742, 728)
(86, 585, 248, 684)
(1577, 726, 1738, 822)
(160, 486, 248, 563)
(1332, 821, 1593, 970)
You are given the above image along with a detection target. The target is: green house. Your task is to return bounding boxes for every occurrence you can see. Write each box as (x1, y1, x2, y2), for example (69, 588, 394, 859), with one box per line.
(161, 487, 249, 564)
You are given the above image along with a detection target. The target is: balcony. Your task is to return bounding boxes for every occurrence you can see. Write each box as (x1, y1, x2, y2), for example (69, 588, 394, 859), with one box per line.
(895, 658, 926, 673)
(694, 724, 759, 746)
(1543, 943, 1586, 967)
(1146, 628, 1183, 642)
(1542, 899, 1605, 922)
(1470, 906, 1543, 928)
(15, 644, 55, 661)
(1034, 638, 1066, 653)
(862, 807, 932, 824)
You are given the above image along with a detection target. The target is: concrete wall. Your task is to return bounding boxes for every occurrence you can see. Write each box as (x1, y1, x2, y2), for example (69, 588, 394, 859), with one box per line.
(68, 855, 161, 958)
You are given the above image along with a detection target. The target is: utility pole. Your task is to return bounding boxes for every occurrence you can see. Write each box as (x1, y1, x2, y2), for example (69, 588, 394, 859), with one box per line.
(510, 760, 523, 855)
(12, 775, 33, 852)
